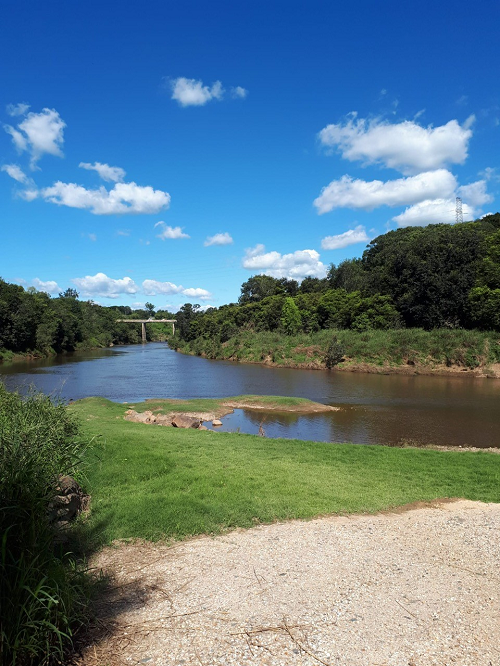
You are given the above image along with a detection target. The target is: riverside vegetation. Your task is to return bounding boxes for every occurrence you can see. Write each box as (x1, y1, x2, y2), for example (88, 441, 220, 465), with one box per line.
(0, 385, 92, 666)
(0, 284, 174, 362)
(3, 387, 500, 663)
(173, 215, 500, 373)
(2, 215, 500, 372)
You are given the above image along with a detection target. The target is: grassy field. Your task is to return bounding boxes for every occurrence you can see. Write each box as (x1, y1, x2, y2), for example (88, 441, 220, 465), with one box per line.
(72, 397, 500, 546)
(130, 394, 335, 417)
(175, 328, 500, 372)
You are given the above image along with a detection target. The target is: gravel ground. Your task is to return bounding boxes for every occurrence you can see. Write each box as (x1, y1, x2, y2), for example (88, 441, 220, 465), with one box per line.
(79, 500, 500, 666)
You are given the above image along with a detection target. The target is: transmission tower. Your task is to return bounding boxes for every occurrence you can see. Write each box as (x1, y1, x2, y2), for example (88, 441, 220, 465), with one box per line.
(455, 197, 463, 224)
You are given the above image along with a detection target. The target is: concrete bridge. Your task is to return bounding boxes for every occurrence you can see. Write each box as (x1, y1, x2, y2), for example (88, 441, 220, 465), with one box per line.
(116, 319, 176, 342)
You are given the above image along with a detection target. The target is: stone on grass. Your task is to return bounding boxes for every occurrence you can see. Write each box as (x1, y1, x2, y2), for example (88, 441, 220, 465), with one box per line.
(171, 415, 202, 429)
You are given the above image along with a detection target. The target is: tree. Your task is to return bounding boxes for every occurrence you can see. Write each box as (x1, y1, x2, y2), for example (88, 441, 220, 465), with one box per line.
(239, 275, 280, 303)
(59, 288, 79, 299)
(145, 302, 155, 317)
(362, 223, 487, 328)
(281, 297, 302, 335)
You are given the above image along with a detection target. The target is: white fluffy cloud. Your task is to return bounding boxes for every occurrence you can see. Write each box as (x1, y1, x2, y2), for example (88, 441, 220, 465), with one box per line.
(79, 161, 126, 183)
(204, 232, 233, 246)
(72, 273, 139, 298)
(19, 189, 39, 201)
(392, 199, 476, 227)
(314, 169, 457, 214)
(32, 278, 61, 294)
(321, 225, 370, 250)
(6, 103, 30, 116)
(393, 178, 493, 227)
(4, 107, 66, 168)
(231, 86, 248, 99)
(142, 279, 212, 301)
(42, 181, 171, 215)
(1, 164, 31, 184)
(171, 78, 224, 107)
(155, 221, 189, 240)
(457, 180, 493, 208)
(318, 113, 474, 174)
(243, 245, 327, 280)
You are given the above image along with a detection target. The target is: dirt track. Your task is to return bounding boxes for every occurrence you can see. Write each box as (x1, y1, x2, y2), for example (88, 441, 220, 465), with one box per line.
(79, 500, 500, 666)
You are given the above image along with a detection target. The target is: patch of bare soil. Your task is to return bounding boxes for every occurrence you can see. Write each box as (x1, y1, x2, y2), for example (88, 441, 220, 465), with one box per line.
(76, 500, 500, 666)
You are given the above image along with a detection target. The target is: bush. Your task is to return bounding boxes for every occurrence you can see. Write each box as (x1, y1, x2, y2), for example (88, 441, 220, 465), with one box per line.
(0, 386, 91, 665)
(324, 336, 345, 369)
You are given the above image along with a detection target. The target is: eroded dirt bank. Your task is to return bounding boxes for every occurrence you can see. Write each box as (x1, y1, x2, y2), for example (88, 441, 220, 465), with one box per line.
(78, 500, 500, 666)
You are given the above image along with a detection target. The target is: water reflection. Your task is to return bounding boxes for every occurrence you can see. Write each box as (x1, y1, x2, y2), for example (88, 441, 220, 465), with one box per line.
(0, 343, 499, 448)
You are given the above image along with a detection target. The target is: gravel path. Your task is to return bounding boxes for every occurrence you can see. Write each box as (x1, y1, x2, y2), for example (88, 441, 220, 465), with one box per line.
(80, 500, 500, 666)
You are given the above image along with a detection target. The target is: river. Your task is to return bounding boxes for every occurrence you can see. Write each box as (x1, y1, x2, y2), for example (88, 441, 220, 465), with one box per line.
(1, 342, 499, 448)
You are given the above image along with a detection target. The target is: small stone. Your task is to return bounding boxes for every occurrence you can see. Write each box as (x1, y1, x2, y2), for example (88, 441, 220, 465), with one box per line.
(212, 419, 223, 426)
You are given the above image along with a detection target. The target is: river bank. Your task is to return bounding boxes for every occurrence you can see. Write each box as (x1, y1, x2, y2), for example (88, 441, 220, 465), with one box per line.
(173, 327, 500, 378)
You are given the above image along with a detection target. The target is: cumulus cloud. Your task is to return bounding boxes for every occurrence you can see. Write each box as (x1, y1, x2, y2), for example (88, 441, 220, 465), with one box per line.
(72, 273, 139, 298)
(204, 232, 233, 246)
(41, 181, 170, 215)
(155, 221, 190, 240)
(6, 103, 30, 116)
(4, 107, 66, 168)
(314, 169, 457, 214)
(1, 164, 31, 184)
(231, 86, 248, 99)
(243, 245, 327, 280)
(19, 189, 39, 201)
(318, 113, 474, 174)
(321, 225, 370, 250)
(171, 77, 224, 107)
(457, 180, 493, 208)
(392, 199, 476, 227)
(79, 161, 126, 183)
(142, 279, 212, 301)
(32, 278, 61, 294)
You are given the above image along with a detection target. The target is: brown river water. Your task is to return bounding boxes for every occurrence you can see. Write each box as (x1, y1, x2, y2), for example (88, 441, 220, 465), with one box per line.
(1, 342, 498, 448)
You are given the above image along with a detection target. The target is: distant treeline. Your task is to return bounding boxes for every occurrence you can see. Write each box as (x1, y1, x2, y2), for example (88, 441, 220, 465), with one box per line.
(175, 214, 500, 344)
(0, 284, 175, 359)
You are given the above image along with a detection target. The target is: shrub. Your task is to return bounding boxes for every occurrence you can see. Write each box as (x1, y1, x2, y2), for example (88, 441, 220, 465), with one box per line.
(324, 335, 345, 369)
(0, 386, 91, 665)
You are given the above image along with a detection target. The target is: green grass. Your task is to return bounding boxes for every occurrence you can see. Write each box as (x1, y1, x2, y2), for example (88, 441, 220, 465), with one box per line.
(132, 394, 329, 415)
(72, 397, 500, 545)
(176, 328, 500, 370)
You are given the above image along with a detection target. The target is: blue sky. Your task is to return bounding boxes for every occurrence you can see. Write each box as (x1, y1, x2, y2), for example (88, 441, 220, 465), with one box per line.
(1, 0, 499, 309)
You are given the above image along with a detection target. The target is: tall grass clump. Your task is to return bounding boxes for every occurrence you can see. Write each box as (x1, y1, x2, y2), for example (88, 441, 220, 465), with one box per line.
(0, 385, 90, 666)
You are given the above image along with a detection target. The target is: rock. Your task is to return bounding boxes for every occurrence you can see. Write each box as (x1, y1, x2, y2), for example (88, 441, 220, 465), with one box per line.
(49, 475, 87, 525)
(125, 410, 156, 423)
(212, 419, 223, 427)
(155, 414, 172, 426)
(198, 425, 208, 431)
(171, 415, 202, 429)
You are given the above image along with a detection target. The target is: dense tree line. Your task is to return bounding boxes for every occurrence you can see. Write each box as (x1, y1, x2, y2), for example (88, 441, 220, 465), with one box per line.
(0, 282, 174, 357)
(175, 214, 500, 343)
(2, 214, 499, 358)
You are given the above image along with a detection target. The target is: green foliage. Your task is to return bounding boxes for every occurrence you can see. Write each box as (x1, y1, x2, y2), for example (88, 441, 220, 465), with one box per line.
(468, 287, 500, 330)
(0, 386, 91, 665)
(362, 222, 488, 329)
(145, 302, 155, 317)
(327, 258, 368, 293)
(0, 278, 176, 358)
(324, 335, 345, 368)
(281, 297, 302, 335)
(238, 275, 299, 303)
(175, 327, 500, 370)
